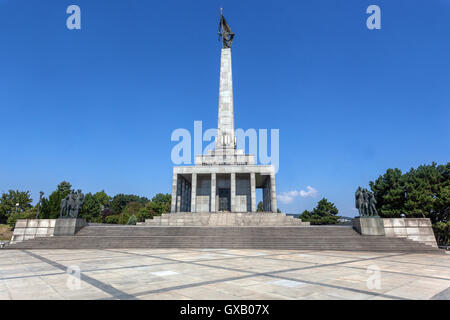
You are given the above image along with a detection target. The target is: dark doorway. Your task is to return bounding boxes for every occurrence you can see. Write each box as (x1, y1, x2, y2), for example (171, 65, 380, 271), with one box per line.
(218, 188, 231, 212)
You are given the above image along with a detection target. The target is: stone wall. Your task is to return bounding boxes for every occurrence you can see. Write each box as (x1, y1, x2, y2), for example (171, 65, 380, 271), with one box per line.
(383, 218, 437, 248)
(11, 219, 56, 243)
(353, 217, 438, 248)
(11, 219, 87, 243)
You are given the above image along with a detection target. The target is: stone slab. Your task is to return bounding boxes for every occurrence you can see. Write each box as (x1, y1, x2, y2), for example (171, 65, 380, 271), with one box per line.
(353, 217, 385, 236)
(54, 219, 86, 236)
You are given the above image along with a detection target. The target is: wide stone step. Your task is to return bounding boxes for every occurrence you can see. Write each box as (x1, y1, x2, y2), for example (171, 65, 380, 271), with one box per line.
(7, 237, 440, 252)
(6, 225, 441, 252)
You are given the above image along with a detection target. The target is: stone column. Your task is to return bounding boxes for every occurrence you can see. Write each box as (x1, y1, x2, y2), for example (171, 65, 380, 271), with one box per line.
(170, 173, 178, 213)
(191, 173, 197, 213)
(216, 48, 235, 150)
(230, 173, 236, 212)
(181, 179, 187, 212)
(250, 173, 256, 212)
(187, 184, 191, 212)
(270, 173, 277, 213)
(176, 176, 182, 212)
(211, 173, 216, 212)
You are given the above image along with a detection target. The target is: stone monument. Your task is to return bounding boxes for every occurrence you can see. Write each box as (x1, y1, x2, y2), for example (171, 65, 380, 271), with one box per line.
(55, 189, 86, 236)
(60, 189, 85, 219)
(169, 11, 278, 215)
(353, 187, 384, 235)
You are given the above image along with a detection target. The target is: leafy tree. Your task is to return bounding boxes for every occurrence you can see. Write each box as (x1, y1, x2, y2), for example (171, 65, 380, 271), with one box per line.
(94, 190, 111, 207)
(47, 181, 72, 218)
(37, 197, 50, 219)
(370, 162, 449, 224)
(122, 201, 144, 216)
(7, 208, 36, 229)
(369, 168, 405, 216)
(433, 221, 449, 245)
(111, 194, 149, 214)
(299, 198, 339, 225)
(149, 193, 171, 215)
(79, 193, 102, 222)
(101, 207, 115, 221)
(257, 201, 263, 212)
(0, 190, 33, 224)
(105, 214, 120, 224)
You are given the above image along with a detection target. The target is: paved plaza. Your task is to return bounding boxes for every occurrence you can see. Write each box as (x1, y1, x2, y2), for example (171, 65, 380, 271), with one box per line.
(0, 248, 448, 300)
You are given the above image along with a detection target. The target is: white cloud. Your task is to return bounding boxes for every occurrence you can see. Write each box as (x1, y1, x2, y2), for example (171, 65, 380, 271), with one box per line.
(277, 186, 318, 204)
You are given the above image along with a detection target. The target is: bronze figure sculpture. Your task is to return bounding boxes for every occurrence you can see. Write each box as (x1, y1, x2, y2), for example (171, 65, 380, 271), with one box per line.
(355, 187, 379, 217)
(218, 8, 235, 48)
(60, 189, 85, 219)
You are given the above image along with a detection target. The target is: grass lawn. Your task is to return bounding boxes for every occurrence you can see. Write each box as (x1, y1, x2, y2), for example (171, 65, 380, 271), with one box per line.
(0, 224, 13, 241)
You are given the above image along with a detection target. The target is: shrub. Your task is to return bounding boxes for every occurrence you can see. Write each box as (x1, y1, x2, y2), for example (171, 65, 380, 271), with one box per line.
(105, 215, 120, 224)
(433, 221, 450, 246)
(127, 215, 137, 225)
(106, 214, 131, 225)
(7, 210, 35, 229)
(118, 214, 130, 224)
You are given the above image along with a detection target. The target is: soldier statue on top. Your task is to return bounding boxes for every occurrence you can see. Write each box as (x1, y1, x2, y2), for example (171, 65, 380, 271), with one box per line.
(218, 8, 235, 48)
(60, 189, 85, 219)
(355, 187, 379, 217)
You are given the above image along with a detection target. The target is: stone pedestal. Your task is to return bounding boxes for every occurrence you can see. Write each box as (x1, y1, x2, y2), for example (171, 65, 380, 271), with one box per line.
(383, 218, 438, 248)
(353, 217, 385, 236)
(54, 219, 86, 236)
(11, 219, 56, 243)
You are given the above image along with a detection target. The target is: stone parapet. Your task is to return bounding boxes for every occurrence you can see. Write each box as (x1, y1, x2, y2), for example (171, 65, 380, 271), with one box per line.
(145, 212, 310, 227)
(353, 217, 438, 248)
(11, 219, 56, 243)
(383, 218, 437, 248)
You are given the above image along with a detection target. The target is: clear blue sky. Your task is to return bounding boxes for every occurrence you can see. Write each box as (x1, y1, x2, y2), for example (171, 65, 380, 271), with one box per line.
(1, 0, 449, 216)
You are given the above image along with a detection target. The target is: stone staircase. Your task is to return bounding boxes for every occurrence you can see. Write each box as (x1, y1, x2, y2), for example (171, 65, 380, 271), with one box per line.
(145, 212, 310, 226)
(5, 225, 442, 252)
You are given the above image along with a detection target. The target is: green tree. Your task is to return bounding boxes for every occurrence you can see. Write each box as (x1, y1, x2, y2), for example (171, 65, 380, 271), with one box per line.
(370, 162, 449, 224)
(0, 190, 33, 224)
(433, 221, 449, 245)
(94, 190, 111, 207)
(111, 194, 149, 214)
(299, 198, 339, 225)
(79, 193, 102, 222)
(7, 208, 36, 229)
(369, 162, 449, 245)
(127, 214, 137, 225)
(37, 197, 50, 219)
(149, 193, 171, 215)
(122, 201, 144, 216)
(47, 181, 72, 218)
(369, 168, 405, 216)
(257, 201, 263, 212)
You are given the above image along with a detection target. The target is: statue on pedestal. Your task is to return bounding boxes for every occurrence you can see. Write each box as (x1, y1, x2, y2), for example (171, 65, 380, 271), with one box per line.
(355, 187, 379, 217)
(60, 190, 85, 219)
(218, 8, 235, 48)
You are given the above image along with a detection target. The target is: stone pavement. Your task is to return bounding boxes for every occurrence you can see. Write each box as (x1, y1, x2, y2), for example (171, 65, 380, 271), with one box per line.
(0, 249, 448, 300)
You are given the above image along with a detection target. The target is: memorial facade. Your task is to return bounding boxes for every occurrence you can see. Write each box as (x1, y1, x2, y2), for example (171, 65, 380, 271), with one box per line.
(170, 13, 277, 214)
